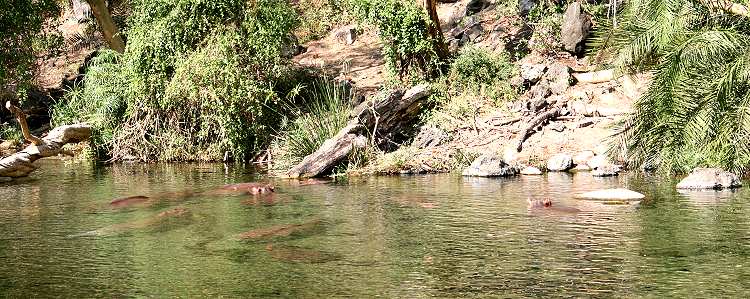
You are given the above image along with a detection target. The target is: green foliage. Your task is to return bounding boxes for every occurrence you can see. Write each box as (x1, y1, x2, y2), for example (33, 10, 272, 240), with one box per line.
(273, 79, 353, 165)
(0, 0, 60, 96)
(449, 46, 517, 102)
(352, 0, 442, 80)
(295, 0, 353, 42)
(596, 0, 750, 173)
(53, 0, 301, 162)
(0, 123, 23, 142)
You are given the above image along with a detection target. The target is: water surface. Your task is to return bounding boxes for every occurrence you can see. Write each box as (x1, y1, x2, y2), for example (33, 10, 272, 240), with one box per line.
(1, 160, 749, 297)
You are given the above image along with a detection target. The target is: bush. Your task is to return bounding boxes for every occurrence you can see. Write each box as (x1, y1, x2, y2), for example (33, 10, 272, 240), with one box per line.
(449, 46, 517, 102)
(352, 0, 442, 80)
(52, 0, 301, 162)
(295, 0, 353, 42)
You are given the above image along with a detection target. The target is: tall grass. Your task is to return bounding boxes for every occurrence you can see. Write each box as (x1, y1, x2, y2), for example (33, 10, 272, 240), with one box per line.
(274, 78, 353, 165)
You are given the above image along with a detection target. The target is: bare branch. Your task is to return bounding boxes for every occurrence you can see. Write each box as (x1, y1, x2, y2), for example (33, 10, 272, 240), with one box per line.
(5, 101, 43, 145)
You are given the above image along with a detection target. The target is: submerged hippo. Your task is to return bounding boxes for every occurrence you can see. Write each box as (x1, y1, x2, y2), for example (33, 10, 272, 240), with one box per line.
(110, 195, 151, 207)
(238, 219, 322, 240)
(527, 198, 581, 214)
(265, 243, 341, 263)
(71, 207, 192, 237)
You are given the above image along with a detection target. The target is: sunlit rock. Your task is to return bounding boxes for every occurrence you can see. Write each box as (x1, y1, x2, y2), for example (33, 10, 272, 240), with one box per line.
(676, 168, 742, 190)
(462, 154, 520, 177)
(575, 188, 645, 200)
(546, 153, 573, 171)
(520, 166, 542, 175)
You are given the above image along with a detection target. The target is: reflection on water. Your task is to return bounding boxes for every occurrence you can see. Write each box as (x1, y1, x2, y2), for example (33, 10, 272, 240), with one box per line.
(1, 160, 750, 297)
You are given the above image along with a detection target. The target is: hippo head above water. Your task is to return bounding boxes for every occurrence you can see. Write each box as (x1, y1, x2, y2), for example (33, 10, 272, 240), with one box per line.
(220, 182, 275, 195)
(527, 198, 553, 208)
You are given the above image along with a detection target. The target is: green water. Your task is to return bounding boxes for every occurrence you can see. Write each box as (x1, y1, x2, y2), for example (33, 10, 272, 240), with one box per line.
(1, 160, 750, 298)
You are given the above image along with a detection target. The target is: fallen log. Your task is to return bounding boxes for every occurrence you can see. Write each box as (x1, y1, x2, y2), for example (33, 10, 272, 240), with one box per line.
(0, 102, 92, 178)
(286, 84, 431, 178)
(514, 107, 561, 152)
(572, 69, 617, 84)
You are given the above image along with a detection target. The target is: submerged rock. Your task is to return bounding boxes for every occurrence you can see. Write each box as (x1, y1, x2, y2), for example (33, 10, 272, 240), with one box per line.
(576, 188, 645, 200)
(587, 155, 611, 170)
(676, 168, 742, 190)
(571, 164, 591, 172)
(546, 154, 573, 171)
(462, 154, 520, 177)
(521, 166, 543, 175)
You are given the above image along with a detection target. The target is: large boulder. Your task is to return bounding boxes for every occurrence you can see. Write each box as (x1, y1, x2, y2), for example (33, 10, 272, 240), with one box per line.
(546, 153, 573, 171)
(575, 188, 645, 200)
(676, 168, 742, 190)
(463, 154, 520, 177)
(560, 2, 592, 54)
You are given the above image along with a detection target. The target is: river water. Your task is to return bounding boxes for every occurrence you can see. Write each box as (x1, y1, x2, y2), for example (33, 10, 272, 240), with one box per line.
(1, 160, 749, 297)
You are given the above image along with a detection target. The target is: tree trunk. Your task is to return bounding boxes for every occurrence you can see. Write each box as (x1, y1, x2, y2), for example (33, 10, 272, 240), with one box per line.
(420, 0, 449, 60)
(0, 102, 92, 178)
(86, 0, 125, 53)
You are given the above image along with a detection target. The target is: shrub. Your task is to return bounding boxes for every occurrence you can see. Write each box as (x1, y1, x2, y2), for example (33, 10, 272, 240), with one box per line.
(352, 0, 442, 80)
(52, 0, 301, 162)
(449, 46, 517, 102)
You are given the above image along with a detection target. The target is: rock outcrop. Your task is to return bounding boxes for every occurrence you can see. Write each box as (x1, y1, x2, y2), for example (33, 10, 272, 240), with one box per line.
(676, 168, 742, 190)
(520, 166, 542, 175)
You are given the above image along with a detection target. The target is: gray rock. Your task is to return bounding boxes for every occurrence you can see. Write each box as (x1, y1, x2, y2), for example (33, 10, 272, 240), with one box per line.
(527, 81, 551, 103)
(463, 154, 520, 177)
(466, 0, 491, 16)
(571, 164, 591, 172)
(547, 153, 574, 171)
(592, 164, 619, 177)
(561, 2, 592, 54)
(448, 38, 461, 53)
(281, 34, 303, 58)
(546, 63, 571, 95)
(521, 166, 543, 175)
(518, 0, 537, 16)
(465, 23, 484, 42)
(575, 188, 645, 200)
(520, 63, 546, 83)
(334, 26, 357, 45)
(676, 168, 742, 190)
(412, 126, 450, 149)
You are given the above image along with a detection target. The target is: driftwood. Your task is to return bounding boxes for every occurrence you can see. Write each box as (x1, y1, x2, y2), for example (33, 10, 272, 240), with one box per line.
(572, 69, 617, 84)
(287, 84, 431, 178)
(0, 102, 92, 178)
(514, 107, 561, 152)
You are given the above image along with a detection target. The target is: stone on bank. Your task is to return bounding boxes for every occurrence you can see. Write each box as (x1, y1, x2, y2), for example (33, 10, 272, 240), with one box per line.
(676, 168, 742, 190)
(463, 154, 520, 177)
